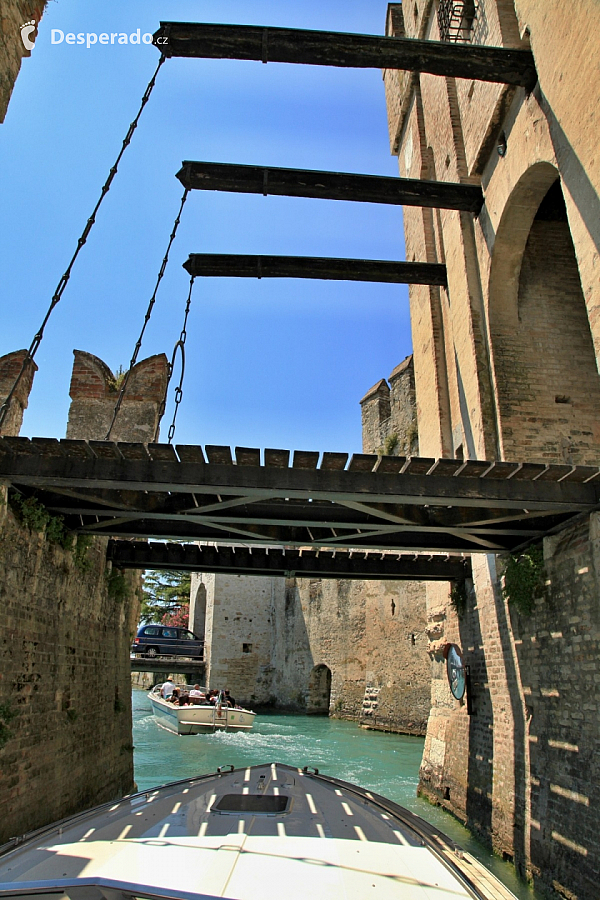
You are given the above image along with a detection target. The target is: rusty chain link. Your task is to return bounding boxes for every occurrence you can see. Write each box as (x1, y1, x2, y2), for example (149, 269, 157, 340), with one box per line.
(105, 186, 190, 440)
(154, 274, 196, 444)
(0, 55, 166, 434)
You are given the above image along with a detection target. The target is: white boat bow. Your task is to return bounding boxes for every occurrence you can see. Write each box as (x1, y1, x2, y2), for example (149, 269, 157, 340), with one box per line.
(0, 763, 518, 900)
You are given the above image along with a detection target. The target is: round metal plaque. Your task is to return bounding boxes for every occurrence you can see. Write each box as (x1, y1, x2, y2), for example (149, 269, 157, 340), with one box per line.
(447, 645, 466, 701)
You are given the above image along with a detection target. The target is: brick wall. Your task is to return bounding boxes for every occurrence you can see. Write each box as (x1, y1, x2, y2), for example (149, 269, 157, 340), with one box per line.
(0, 349, 170, 841)
(0, 350, 37, 438)
(0, 0, 46, 123)
(67, 350, 169, 443)
(0, 505, 141, 843)
(511, 517, 600, 899)
(384, 1, 600, 896)
(492, 193, 600, 465)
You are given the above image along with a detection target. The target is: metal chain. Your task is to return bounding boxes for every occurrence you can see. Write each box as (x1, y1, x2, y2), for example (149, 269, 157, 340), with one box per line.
(0, 54, 166, 434)
(105, 187, 190, 440)
(155, 275, 196, 445)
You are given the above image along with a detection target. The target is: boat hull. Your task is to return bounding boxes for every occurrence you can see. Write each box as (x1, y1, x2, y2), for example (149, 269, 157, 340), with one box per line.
(148, 693, 255, 735)
(0, 762, 519, 900)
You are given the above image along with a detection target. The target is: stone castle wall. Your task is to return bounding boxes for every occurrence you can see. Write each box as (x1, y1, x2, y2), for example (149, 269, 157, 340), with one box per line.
(199, 572, 286, 707)
(384, 1, 600, 896)
(284, 577, 430, 733)
(0, 349, 167, 842)
(0, 502, 141, 843)
(0, 0, 47, 123)
(360, 355, 418, 457)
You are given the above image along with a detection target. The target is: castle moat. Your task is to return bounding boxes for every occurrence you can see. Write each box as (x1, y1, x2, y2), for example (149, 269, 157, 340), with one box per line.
(133, 689, 539, 900)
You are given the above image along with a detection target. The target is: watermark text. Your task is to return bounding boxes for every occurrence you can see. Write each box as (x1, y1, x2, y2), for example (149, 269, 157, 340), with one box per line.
(51, 29, 156, 49)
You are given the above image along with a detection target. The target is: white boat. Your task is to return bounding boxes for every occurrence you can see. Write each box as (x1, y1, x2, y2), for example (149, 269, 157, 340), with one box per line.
(148, 686, 256, 735)
(0, 762, 518, 900)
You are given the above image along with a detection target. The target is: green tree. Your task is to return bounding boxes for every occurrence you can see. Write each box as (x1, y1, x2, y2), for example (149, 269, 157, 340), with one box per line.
(140, 570, 191, 625)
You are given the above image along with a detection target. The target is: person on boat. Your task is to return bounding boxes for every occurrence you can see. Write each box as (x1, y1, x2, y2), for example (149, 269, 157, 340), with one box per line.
(224, 689, 235, 707)
(178, 691, 190, 706)
(189, 685, 204, 705)
(170, 688, 180, 703)
(160, 678, 175, 700)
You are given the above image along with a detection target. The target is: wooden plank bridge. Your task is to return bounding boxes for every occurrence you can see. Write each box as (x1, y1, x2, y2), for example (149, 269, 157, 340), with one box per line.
(1, 437, 598, 562)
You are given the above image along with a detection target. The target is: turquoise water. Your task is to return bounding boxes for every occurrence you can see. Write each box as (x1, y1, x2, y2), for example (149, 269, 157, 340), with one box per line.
(133, 690, 539, 899)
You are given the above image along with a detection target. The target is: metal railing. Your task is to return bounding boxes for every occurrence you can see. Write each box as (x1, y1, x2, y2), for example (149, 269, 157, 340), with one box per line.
(437, 0, 478, 43)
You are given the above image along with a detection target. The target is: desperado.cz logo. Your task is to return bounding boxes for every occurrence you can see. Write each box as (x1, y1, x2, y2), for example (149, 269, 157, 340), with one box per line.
(20, 22, 165, 51)
(51, 29, 157, 48)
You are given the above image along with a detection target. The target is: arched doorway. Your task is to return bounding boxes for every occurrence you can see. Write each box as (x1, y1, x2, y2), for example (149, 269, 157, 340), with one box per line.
(307, 664, 332, 715)
(189, 579, 207, 638)
(488, 167, 600, 464)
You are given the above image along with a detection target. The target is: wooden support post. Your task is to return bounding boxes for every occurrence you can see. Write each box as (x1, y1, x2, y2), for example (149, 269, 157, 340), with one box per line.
(177, 161, 484, 214)
(153, 22, 537, 89)
(183, 254, 448, 286)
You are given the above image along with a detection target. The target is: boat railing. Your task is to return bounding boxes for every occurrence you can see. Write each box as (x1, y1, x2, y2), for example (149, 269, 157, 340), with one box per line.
(0, 876, 220, 900)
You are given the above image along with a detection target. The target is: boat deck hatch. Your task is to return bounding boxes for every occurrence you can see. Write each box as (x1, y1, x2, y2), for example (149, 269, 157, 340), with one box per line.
(215, 794, 290, 814)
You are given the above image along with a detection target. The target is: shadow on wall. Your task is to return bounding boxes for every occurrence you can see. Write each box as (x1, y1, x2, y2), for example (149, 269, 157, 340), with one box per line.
(458, 573, 494, 845)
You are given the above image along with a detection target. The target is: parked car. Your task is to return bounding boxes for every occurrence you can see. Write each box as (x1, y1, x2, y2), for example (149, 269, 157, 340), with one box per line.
(131, 624, 204, 659)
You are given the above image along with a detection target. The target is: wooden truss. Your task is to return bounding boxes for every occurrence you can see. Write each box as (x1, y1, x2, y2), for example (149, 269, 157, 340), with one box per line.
(1, 437, 598, 557)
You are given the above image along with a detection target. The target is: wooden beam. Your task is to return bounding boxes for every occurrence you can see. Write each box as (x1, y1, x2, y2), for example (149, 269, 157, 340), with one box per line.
(177, 161, 484, 214)
(183, 254, 447, 286)
(108, 540, 472, 582)
(153, 22, 537, 89)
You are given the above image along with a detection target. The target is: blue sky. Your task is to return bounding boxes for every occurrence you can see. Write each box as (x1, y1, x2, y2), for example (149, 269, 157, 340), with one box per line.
(0, 1, 412, 453)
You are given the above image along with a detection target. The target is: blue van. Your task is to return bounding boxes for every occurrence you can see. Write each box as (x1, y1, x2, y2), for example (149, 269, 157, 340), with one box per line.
(131, 625, 204, 659)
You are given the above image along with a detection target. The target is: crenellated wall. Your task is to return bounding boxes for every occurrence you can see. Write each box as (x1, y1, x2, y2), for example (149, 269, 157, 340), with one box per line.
(0, 350, 37, 438)
(67, 350, 169, 443)
(0, 349, 167, 843)
(360, 354, 418, 457)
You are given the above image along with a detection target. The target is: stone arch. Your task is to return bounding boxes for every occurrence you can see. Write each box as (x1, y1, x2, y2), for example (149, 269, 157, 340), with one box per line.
(189, 577, 207, 638)
(307, 664, 332, 716)
(488, 166, 600, 464)
(488, 161, 560, 331)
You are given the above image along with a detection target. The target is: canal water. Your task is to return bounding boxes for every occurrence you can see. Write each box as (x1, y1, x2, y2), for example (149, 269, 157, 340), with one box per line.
(133, 689, 539, 899)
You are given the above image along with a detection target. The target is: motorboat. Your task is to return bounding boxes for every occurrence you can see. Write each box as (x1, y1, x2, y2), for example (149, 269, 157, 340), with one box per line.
(0, 762, 518, 900)
(148, 686, 256, 735)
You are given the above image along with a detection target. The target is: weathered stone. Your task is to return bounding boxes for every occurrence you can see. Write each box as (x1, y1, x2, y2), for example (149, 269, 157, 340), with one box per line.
(0, 349, 167, 841)
(385, 2, 600, 896)
(0, 0, 46, 123)
(0, 350, 37, 437)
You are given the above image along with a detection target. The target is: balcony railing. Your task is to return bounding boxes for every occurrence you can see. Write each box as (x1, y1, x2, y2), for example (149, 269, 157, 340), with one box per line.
(438, 0, 478, 43)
